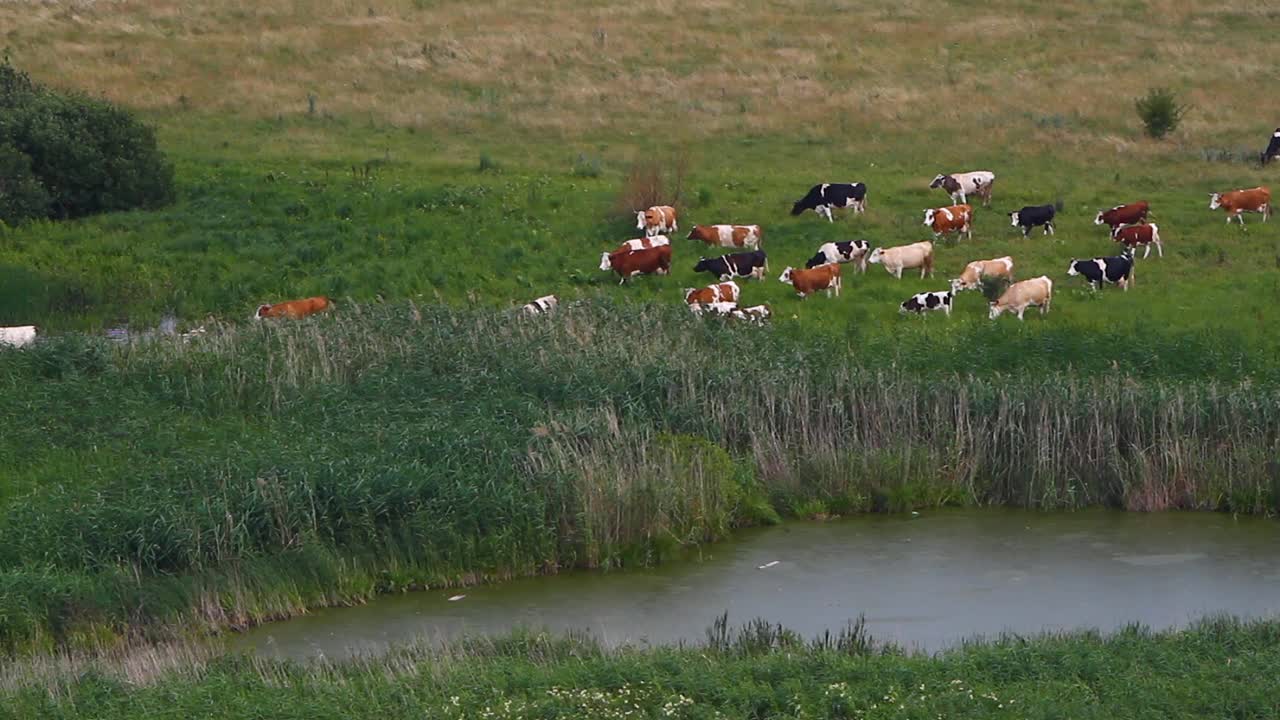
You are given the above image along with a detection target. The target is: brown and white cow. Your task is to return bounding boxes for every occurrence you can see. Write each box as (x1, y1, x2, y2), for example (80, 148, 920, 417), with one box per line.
(255, 296, 333, 320)
(950, 256, 1014, 292)
(1209, 187, 1271, 225)
(923, 204, 973, 240)
(1094, 201, 1150, 231)
(686, 224, 762, 250)
(1111, 224, 1163, 258)
(602, 244, 672, 284)
(779, 264, 842, 298)
(930, 171, 995, 206)
(684, 281, 741, 306)
(636, 205, 678, 236)
(989, 276, 1052, 321)
(601, 237, 670, 270)
(868, 241, 934, 279)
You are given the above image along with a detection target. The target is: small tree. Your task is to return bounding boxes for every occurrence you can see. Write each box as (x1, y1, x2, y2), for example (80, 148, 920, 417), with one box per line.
(1134, 88, 1189, 139)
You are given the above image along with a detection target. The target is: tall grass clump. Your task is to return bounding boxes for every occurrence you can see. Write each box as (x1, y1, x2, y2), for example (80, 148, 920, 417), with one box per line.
(1135, 87, 1189, 139)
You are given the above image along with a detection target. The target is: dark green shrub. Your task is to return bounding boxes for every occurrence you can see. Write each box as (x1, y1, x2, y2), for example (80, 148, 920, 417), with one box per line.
(0, 57, 175, 224)
(0, 142, 50, 225)
(1134, 87, 1189, 139)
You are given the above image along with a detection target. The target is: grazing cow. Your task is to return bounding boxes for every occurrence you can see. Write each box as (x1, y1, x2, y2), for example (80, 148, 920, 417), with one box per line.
(0, 325, 37, 348)
(683, 281, 741, 306)
(1009, 205, 1056, 237)
(732, 304, 772, 323)
(806, 240, 870, 272)
(790, 183, 868, 221)
(1111, 223, 1163, 258)
(689, 301, 740, 316)
(255, 296, 332, 320)
(1067, 251, 1135, 291)
(779, 264, 842, 298)
(900, 289, 954, 317)
(1094, 201, 1150, 231)
(601, 237, 670, 270)
(520, 295, 558, 316)
(868, 241, 934, 279)
(693, 250, 768, 281)
(1262, 129, 1280, 165)
(929, 171, 996, 206)
(687, 224, 763, 249)
(923, 205, 973, 240)
(951, 256, 1014, 292)
(636, 206, 678, 236)
(989, 276, 1053, 320)
(602, 244, 672, 284)
(1209, 187, 1271, 225)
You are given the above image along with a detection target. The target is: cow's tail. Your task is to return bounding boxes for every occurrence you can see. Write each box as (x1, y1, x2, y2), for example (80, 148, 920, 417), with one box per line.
(923, 248, 935, 278)
(756, 226, 764, 249)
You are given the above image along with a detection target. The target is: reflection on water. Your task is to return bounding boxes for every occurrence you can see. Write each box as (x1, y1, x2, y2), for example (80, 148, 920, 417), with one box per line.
(234, 509, 1280, 660)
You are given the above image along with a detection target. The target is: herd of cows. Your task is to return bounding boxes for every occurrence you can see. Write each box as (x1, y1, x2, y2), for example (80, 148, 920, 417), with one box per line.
(2, 129, 1279, 348)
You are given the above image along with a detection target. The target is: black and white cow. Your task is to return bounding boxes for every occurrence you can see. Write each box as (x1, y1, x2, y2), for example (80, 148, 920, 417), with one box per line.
(806, 240, 870, 272)
(899, 289, 954, 316)
(790, 183, 867, 221)
(1009, 204, 1056, 237)
(1066, 251, 1134, 291)
(693, 250, 769, 281)
(1263, 128, 1280, 165)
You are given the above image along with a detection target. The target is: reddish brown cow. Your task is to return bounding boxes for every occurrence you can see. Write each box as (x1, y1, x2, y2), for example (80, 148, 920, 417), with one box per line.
(1209, 187, 1271, 225)
(255, 296, 333, 320)
(778, 264, 842, 298)
(602, 244, 672, 284)
(1111, 224, 1163, 258)
(1094, 201, 1150, 231)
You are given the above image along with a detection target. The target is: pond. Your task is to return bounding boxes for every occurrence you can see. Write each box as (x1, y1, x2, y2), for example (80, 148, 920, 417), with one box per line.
(235, 509, 1280, 660)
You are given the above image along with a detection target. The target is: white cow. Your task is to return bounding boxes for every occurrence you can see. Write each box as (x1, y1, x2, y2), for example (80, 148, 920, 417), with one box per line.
(0, 325, 37, 348)
(867, 242, 934, 279)
(929, 171, 996, 206)
(989, 277, 1053, 320)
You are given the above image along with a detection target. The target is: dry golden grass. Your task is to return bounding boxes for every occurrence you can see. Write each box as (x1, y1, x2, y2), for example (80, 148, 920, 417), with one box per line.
(4, 0, 1278, 147)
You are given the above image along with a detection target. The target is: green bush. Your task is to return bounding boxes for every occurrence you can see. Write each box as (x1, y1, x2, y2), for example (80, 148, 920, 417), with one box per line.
(0, 58, 174, 224)
(1134, 87, 1189, 139)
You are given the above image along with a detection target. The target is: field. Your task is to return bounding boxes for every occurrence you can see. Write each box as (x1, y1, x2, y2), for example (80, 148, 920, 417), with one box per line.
(3, 0, 1280, 682)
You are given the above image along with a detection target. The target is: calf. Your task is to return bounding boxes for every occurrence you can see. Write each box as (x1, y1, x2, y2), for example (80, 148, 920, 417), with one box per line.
(255, 296, 332, 320)
(1009, 205, 1056, 237)
(731, 304, 772, 323)
(779, 264, 842, 298)
(930, 171, 996, 206)
(1262, 128, 1280, 165)
(520, 295, 558, 316)
(806, 240, 870, 272)
(924, 204, 973, 240)
(1209, 187, 1271, 225)
(790, 183, 867, 221)
(1067, 252, 1134, 291)
(693, 250, 768, 281)
(683, 281, 741, 306)
(1111, 223, 1163, 258)
(636, 205, 678, 236)
(951, 256, 1014, 292)
(989, 276, 1053, 320)
(899, 289, 954, 317)
(1094, 201, 1150, 231)
(0, 325, 37, 348)
(868, 241, 934, 279)
(602, 244, 672, 284)
(687, 224, 763, 249)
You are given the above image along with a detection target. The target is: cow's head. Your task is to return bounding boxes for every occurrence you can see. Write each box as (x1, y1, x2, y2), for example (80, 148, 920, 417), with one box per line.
(1093, 211, 1106, 225)
(789, 199, 811, 216)
(253, 304, 273, 320)
(686, 227, 703, 240)
(948, 278, 968, 293)
(599, 252, 614, 271)
(635, 211, 647, 229)
(683, 288, 698, 302)
(693, 257, 713, 274)
(778, 267, 795, 284)
(1209, 193, 1223, 210)
(988, 302, 1004, 320)
(928, 174, 949, 189)
(922, 209, 936, 227)
(867, 248, 884, 265)
(1009, 211, 1020, 227)
(1066, 260, 1080, 277)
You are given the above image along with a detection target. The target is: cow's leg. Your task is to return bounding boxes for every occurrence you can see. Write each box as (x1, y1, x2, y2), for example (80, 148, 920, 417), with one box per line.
(1046, 222, 1055, 236)
(1143, 244, 1151, 260)
(1156, 240, 1163, 258)
(894, 267, 903, 279)
(1016, 307, 1026, 321)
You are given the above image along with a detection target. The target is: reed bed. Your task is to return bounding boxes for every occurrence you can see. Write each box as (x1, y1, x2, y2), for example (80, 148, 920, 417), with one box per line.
(1, 302, 1278, 654)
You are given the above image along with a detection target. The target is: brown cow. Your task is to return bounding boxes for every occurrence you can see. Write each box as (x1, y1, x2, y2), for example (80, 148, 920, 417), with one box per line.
(686, 224, 763, 249)
(255, 296, 332, 320)
(683, 281, 741, 306)
(1209, 187, 1271, 225)
(989, 277, 1052, 321)
(778, 264, 842, 298)
(951, 256, 1014, 292)
(602, 244, 672, 284)
(1094, 201, 1150, 231)
(923, 205, 973, 240)
(1112, 224, 1163, 258)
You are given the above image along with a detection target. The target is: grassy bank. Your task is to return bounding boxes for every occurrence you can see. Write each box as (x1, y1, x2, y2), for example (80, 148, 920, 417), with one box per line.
(3, 615, 1279, 718)
(2, 304, 1278, 654)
